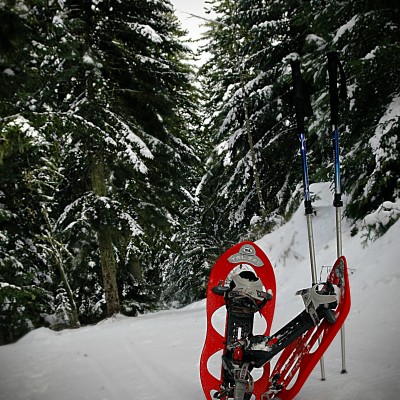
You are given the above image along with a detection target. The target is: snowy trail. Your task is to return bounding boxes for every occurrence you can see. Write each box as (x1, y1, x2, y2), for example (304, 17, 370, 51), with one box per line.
(0, 308, 207, 400)
(1, 183, 399, 400)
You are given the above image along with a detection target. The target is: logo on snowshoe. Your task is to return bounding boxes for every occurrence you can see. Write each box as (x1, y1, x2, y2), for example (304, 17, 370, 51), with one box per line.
(227, 244, 264, 267)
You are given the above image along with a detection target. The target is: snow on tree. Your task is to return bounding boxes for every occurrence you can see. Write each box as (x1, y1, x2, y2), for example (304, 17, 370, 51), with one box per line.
(0, 0, 199, 340)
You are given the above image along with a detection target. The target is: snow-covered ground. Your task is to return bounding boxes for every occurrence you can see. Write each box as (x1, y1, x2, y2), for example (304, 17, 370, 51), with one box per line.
(1, 183, 399, 400)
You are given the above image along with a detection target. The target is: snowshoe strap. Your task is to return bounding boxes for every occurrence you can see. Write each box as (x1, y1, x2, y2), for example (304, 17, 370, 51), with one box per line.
(211, 285, 230, 296)
(234, 362, 253, 400)
(228, 290, 270, 314)
(297, 284, 338, 325)
(229, 288, 272, 301)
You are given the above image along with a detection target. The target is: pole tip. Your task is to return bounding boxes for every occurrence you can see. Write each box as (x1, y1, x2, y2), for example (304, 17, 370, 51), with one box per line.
(341, 369, 348, 374)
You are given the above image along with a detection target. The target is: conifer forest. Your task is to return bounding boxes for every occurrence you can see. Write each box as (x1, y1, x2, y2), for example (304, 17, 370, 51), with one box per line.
(0, 0, 399, 344)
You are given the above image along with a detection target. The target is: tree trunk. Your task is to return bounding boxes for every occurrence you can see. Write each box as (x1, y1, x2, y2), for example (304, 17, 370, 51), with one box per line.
(91, 155, 121, 316)
(97, 226, 121, 316)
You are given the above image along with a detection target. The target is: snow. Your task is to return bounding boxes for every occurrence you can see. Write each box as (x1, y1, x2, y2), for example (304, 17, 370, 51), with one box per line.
(363, 200, 400, 230)
(363, 45, 379, 60)
(130, 22, 163, 44)
(370, 95, 400, 149)
(333, 15, 358, 44)
(306, 34, 326, 49)
(5, 115, 40, 139)
(283, 52, 300, 63)
(2, 68, 15, 76)
(52, 15, 64, 27)
(119, 212, 144, 238)
(1, 183, 399, 399)
(104, 110, 153, 174)
(82, 53, 95, 65)
(362, 95, 400, 216)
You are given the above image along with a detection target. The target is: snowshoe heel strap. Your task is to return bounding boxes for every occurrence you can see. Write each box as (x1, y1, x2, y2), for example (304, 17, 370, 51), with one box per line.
(297, 284, 338, 309)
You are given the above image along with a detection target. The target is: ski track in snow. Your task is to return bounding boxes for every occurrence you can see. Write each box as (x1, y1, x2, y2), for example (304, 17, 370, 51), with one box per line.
(1, 183, 400, 400)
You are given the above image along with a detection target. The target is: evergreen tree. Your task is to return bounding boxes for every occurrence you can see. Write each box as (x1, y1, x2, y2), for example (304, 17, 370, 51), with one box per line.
(335, 1, 400, 234)
(197, 0, 308, 247)
(168, 0, 400, 310)
(160, 0, 309, 308)
(294, 0, 400, 236)
(51, 0, 199, 318)
(197, 0, 399, 251)
(161, 194, 217, 307)
(0, 0, 63, 343)
(1, 0, 199, 339)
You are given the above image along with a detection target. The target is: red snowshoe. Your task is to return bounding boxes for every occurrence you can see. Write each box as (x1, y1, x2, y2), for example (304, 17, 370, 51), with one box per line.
(200, 241, 276, 400)
(200, 242, 351, 400)
(265, 255, 351, 400)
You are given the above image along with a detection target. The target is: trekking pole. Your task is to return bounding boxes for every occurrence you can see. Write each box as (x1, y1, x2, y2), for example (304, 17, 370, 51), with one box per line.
(327, 51, 348, 374)
(291, 60, 326, 381)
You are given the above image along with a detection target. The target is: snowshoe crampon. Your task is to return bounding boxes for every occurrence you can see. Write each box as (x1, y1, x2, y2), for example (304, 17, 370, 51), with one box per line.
(200, 241, 276, 400)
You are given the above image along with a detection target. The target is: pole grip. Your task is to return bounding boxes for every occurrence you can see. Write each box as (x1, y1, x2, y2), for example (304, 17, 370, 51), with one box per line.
(327, 52, 347, 126)
(327, 52, 347, 205)
(291, 61, 314, 215)
(299, 132, 313, 215)
(291, 60, 305, 134)
(327, 52, 339, 125)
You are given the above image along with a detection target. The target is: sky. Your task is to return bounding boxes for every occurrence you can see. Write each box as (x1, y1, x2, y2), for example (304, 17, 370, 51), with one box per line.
(170, 0, 209, 41)
(170, 0, 212, 59)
